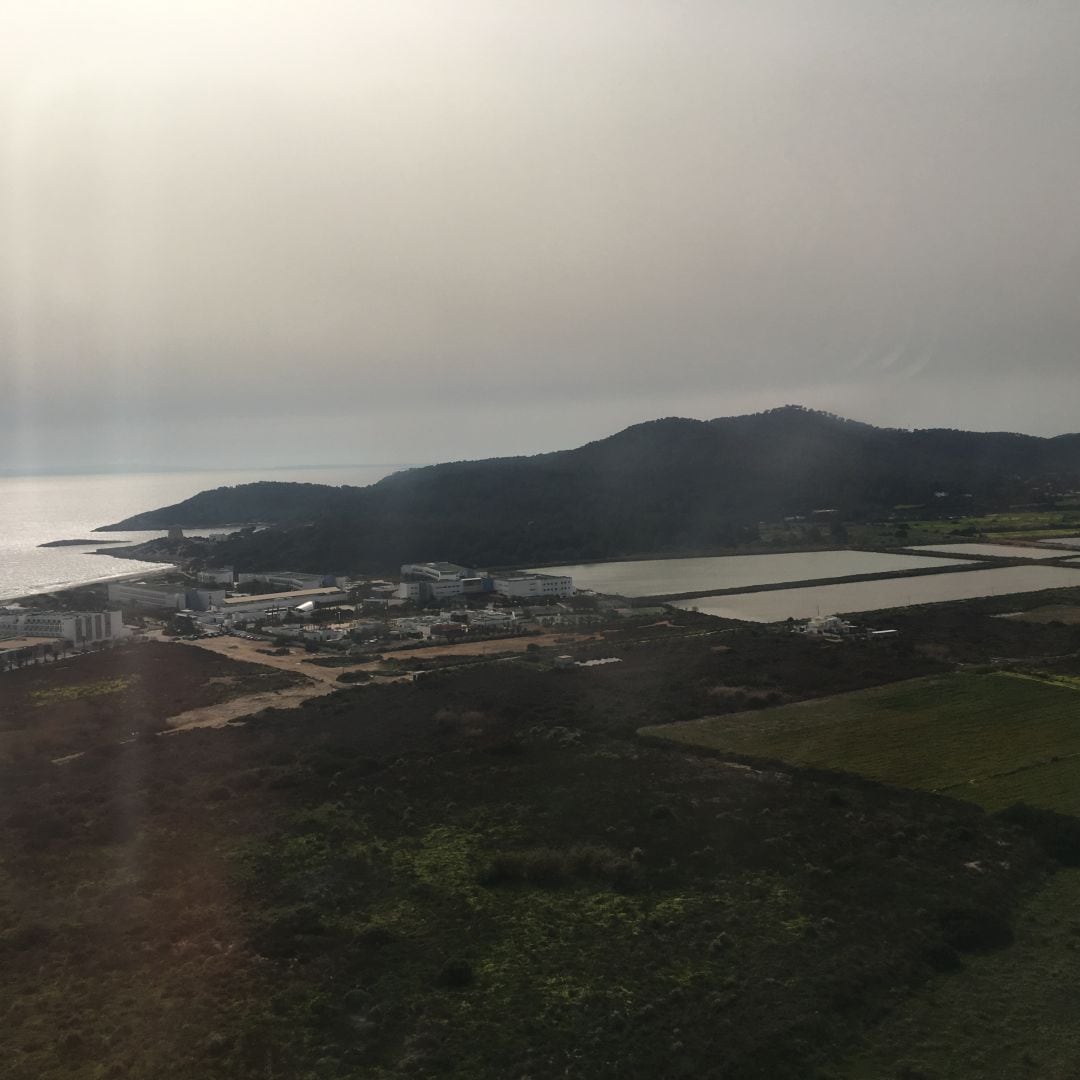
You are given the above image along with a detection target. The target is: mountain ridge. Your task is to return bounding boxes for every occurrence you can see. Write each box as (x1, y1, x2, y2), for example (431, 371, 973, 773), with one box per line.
(97, 407, 1080, 573)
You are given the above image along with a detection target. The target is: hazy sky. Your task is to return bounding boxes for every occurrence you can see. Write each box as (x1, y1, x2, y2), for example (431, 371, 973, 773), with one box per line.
(3, 1, 1080, 470)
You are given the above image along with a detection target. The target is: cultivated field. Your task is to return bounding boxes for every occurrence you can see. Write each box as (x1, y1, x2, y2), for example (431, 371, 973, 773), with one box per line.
(643, 671, 1080, 813)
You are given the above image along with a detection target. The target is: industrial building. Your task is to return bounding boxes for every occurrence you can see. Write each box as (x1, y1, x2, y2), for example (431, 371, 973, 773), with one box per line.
(107, 582, 227, 611)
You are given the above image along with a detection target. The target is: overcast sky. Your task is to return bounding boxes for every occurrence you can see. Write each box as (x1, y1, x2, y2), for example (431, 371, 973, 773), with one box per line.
(3, 1, 1080, 470)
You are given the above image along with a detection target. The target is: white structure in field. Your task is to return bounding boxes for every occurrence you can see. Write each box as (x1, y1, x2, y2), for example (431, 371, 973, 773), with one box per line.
(0, 608, 129, 646)
(491, 573, 574, 599)
(801, 614, 858, 637)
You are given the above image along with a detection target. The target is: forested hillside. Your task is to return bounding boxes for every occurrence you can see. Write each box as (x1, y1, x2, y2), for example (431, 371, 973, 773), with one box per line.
(98, 407, 1080, 573)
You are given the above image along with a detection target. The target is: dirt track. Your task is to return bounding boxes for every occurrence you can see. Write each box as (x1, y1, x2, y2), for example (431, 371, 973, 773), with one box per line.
(163, 638, 378, 731)
(163, 630, 598, 732)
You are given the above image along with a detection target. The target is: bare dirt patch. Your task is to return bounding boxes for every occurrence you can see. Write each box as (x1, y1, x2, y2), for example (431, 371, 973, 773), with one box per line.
(0, 642, 305, 760)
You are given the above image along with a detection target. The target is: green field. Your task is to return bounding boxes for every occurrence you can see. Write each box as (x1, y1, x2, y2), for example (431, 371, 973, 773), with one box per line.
(849, 510, 1080, 548)
(836, 869, 1080, 1080)
(643, 672, 1080, 813)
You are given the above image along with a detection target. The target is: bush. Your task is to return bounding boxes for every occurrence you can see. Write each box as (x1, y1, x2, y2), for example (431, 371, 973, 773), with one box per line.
(337, 670, 372, 684)
(436, 958, 474, 988)
(478, 844, 642, 891)
(939, 906, 1013, 952)
(996, 801, 1080, 866)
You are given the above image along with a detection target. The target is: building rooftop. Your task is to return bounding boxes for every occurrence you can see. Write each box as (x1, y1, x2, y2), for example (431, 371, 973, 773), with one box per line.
(222, 587, 343, 606)
(404, 561, 471, 574)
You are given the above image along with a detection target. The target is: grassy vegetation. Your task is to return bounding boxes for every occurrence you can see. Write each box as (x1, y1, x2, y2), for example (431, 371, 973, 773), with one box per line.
(0, 694, 1043, 1080)
(29, 675, 138, 707)
(0, 626, 1051, 1080)
(836, 869, 1080, 1080)
(1003, 605, 1080, 625)
(10, 598, 1080, 1078)
(644, 672, 1080, 813)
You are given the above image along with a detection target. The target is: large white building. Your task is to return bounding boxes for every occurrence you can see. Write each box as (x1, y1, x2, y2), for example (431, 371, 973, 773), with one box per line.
(400, 562, 474, 582)
(0, 609, 129, 647)
(491, 573, 574, 599)
(397, 578, 489, 602)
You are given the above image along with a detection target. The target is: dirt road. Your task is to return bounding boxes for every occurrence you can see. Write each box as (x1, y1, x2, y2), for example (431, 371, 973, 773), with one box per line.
(161, 630, 598, 732)
(162, 638, 380, 731)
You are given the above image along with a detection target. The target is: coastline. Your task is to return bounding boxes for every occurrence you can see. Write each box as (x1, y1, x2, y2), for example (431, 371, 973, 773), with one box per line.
(0, 563, 178, 607)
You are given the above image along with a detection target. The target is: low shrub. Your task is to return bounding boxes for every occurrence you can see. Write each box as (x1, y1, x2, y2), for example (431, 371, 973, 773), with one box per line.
(478, 844, 642, 891)
(996, 801, 1080, 866)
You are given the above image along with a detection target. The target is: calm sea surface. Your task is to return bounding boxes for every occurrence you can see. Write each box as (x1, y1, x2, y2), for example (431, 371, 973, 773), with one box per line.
(0, 466, 403, 602)
(671, 564, 1080, 623)
(529, 550, 966, 599)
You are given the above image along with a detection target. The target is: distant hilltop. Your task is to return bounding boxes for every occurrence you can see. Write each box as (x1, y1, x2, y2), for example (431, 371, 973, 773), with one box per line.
(96, 406, 1080, 574)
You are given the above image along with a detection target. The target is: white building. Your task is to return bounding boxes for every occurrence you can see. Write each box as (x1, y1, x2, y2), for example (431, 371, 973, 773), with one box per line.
(397, 575, 490, 602)
(400, 562, 473, 582)
(108, 582, 187, 610)
(0, 608, 129, 647)
(801, 615, 858, 637)
(491, 573, 574, 599)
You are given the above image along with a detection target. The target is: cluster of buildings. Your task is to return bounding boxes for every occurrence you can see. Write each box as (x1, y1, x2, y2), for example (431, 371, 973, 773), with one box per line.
(106, 568, 350, 633)
(0, 559, 580, 668)
(397, 562, 574, 602)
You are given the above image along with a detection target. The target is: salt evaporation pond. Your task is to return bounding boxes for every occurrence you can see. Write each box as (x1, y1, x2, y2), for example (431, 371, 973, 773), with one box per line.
(906, 543, 1070, 560)
(529, 550, 962, 599)
(670, 564, 1080, 623)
